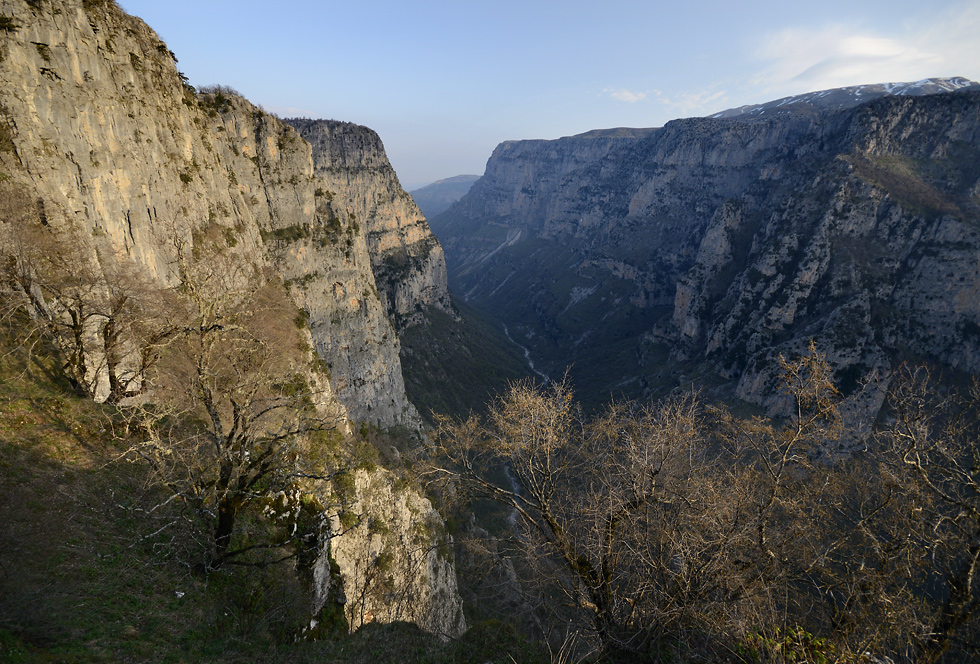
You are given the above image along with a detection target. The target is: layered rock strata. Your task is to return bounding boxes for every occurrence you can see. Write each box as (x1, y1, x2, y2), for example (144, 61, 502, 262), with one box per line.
(285, 118, 452, 331)
(433, 86, 980, 421)
(0, 0, 461, 637)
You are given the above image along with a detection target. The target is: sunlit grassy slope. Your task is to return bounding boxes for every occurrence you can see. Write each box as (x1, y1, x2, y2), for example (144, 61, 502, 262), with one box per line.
(0, 326, 547, 663)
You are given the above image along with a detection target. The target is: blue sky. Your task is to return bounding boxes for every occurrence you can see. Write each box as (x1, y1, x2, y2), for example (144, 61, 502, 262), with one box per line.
(119, 0, 980, 190)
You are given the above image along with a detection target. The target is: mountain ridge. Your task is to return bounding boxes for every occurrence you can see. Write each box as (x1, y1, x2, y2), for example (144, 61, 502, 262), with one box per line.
(410, 174, 481, 219)
(710, 76, 980, 119)
(431, 82, 980, 426)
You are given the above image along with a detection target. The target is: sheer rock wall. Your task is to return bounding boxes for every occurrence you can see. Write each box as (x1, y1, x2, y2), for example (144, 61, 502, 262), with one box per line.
(0, 0, 461, 637)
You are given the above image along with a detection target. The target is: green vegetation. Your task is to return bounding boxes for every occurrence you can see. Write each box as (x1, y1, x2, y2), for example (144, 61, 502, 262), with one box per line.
(260, 222, 311, 245)
(0, 321, 300, 662)
(221, 225, 238, 247)
(0, 350, 545, 664)
(0, 108, 14, 153)
(198, 85, 238, 117)
(399, 300, 531, 423)
(82, 0, 119, 10)
(846, 152, 975, 222)
(32, 42, 51, 63)
(739, 626, 838, 664)
(156, 42, 177, 62)
(259, 216, 351, 251)
(372, 245, 432, 315)
(0, 352, 543, 661)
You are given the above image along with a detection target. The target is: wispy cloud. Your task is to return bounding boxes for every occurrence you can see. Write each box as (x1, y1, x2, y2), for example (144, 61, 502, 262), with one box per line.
(750, 1, 980, 97)
(652, 88, 728, 114)
(754, 28, 942, 94)
(603, 85, 729, 117)
(604, 87, 647, 103)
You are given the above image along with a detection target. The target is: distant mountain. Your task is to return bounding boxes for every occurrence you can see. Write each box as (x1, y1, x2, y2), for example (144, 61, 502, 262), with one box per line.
(410, 174, 481, 218)
(711, 76, 980, 119)
(432, 82, 980, 425)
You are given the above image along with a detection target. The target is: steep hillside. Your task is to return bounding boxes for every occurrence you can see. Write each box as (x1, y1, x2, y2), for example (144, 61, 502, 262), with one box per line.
(432, 83, 980, 419)
(0, 0, 462, 640)
(399, 300, 532, 422)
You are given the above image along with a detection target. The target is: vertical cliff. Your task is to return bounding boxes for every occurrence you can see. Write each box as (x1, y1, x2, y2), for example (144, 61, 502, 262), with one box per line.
(0, 0, 447, 429)
(328, 469, 465, 638)
(433, 86, 980, 419)
(0, 0, 462, 637)
(285, 118, 452, 330)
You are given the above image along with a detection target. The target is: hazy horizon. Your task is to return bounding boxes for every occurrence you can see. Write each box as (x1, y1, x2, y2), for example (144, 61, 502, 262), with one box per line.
(120, 0, 980, 190)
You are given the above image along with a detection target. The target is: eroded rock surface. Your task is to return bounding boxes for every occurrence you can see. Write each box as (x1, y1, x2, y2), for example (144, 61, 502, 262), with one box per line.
(433, 86, 980, 419)
(0, 0, 461, 636)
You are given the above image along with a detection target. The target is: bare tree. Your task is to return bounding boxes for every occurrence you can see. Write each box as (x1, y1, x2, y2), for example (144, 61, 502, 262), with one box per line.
(0, 181, 177, 401)
(873, 367, 980, 664)
(429, 379, 722, 655)
(429, 347, 980, 662)
(0, 183, 63, 361)
(123, 230, 350, 569)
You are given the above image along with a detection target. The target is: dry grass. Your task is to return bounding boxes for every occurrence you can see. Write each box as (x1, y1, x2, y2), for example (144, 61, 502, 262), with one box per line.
(0, 324, 550, 663)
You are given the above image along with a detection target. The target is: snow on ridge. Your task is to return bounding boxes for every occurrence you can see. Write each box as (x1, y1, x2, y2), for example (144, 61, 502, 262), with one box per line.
(710, 77, 979, 120)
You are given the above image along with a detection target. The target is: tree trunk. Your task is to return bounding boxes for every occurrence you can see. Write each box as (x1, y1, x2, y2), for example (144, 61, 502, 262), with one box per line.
(916, 536, 980, 664)
(214, 496, 238, 564)
(103, 316, 124, 403)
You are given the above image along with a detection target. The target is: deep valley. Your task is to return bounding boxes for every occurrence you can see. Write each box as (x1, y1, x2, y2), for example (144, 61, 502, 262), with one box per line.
(1, 1, 979, 661)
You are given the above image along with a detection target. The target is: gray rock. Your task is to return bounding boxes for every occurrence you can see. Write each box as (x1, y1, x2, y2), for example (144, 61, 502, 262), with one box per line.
(0, 0, 461, 637)
(434, 85, 980, 419)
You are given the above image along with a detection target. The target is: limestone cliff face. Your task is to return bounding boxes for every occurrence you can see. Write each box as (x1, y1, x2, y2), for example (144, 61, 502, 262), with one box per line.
(433, 88, 980, 416)
(0, 0, 460, 636)
(676, 93, 980, 416)
(285, 118, 452, 330)
(328, 469, 465, 638)
(0, 0, 458, 430)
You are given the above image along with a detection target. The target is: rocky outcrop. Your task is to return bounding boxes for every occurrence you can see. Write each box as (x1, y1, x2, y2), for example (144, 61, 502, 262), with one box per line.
(329, 468, 465, 638)
(0, 0, 461, 636)
(0, 0, 421, 427)
(433, 84, 980, 417)
(0, 3, 456, 431)
(285, 119, 452, 330)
